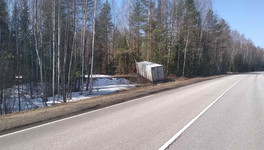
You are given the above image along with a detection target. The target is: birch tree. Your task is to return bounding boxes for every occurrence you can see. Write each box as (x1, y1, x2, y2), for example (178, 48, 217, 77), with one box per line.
(89, 0, 97, 94)
(68, 0, 77, 100)
(57, 0, 61, 97)
(181, 0, 199, 77)
(33, 0, 44, 88)
(52, 0, 56, 103)
(80, 0, 88, 94)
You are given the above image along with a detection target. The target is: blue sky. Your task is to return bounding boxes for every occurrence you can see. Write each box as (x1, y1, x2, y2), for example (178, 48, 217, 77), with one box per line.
(213, 0, 264, 48)
(113, 0, 263, 48)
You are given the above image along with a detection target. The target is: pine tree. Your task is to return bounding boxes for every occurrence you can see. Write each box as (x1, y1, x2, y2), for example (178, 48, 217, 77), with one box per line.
(200, 9, 218, 75)
(215, 19, 231, 74)
(20, 0, 31, 82)
(0, 0, 9, 51)
(152, 0, 169, 66)
(52, 0, 56, 103)
(146, 0, 155, 61)
(12, 1, 22, 111)
(129, 0, 147, 62)
(95, 0, 113, 74)
(0, 0, 10, 114)
(180, 0, 200, 77)
(115, 32, 133, 74)
(33, 0, 43, 87)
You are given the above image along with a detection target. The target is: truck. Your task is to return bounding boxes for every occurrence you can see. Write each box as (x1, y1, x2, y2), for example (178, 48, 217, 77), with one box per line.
(136, 61, 165, 82)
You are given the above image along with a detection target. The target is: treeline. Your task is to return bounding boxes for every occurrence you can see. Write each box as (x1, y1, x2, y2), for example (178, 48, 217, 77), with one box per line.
(0, 0, 264, 109)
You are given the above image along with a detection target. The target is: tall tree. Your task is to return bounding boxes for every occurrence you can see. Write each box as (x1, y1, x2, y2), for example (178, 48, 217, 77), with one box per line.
(67, 0, 77, 100)
(200, 8, 218, 75)
(147, 0, 154, 61)
(181, 0, 199, 77)
(57, 0, 61, 97)
(21, 0, 30, 72)
(52, 0, 56, 104)
(80, 0, 88, 94)
(172, 0, 185, 75)
(89, 0, 98, 94)
(152, 0, 169, 67)
(95, 0, 113, 74)
(12, 1, 22, 111)
(33, 0, 43, 86)
(129, 0, 147, 62)
(0, 0, 10, 114)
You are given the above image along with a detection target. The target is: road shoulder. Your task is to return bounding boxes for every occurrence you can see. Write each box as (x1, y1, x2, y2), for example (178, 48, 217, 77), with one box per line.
(0, 75, 226, 134)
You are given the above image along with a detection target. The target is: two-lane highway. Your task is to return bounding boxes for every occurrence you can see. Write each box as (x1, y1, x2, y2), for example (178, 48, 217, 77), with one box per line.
(1, 73, 263, 150)
(167, 72, 264, 150)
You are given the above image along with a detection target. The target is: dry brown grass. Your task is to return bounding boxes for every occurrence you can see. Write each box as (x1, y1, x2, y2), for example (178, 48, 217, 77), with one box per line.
(0, 75, 226, 133)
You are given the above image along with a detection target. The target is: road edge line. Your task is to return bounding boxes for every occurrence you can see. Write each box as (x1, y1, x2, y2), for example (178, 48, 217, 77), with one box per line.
(0, 76, 227, 138)
(0, 95, 154, 138)
(158, 77, 244, 150)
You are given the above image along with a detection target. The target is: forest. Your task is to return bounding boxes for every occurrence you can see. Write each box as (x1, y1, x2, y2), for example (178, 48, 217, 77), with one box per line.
(0, 0, 264, 113)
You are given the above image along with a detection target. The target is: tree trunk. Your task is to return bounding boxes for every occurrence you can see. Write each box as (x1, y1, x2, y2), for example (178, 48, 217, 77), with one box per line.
(147, 0, 152, 61)
(4, 89, 7, 114)
(52, 0, 56, 104)
(89, 0, 97, 94)
(0, 89, 3, 114)
(68, 0, 77, 100)
(34, 0, 43, 85)
(81, 0, 88, 94)
(31, 0, 44, 105)
(182, 27, 190, 77)
(167, 2, 175, 75)
(57, 0, 61, 97)
(63, 16, 69, 103)
(177, 44, 180, 74)
(112, 0, 117, 69)
(15, 17, 21, 111)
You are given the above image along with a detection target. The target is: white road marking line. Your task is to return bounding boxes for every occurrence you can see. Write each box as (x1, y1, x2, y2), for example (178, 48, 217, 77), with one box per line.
(0, 75, 232, 139)
(158, 77, 244, 150)
(0, 94, 155, 138)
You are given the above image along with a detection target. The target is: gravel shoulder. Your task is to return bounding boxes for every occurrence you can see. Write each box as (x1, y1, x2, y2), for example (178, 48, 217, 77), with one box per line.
(0, 75, 226, 133)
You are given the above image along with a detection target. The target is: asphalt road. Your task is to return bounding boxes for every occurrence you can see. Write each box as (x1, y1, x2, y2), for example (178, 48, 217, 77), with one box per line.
(0, 73, 262, 150)
(167, 72, 264, 150)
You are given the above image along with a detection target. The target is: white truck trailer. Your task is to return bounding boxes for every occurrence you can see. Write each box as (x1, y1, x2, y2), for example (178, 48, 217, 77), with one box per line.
(136, 61, 165, 82)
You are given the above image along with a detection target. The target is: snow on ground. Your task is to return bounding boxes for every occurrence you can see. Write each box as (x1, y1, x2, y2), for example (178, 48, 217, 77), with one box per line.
(84, 74, 113, 78)
(1, 75, 136, 113)
(65, 76, 135, 102)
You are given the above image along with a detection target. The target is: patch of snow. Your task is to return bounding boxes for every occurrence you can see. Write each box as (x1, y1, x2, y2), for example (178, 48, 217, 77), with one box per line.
(84, 74, 112, 78)
(1, 75, 136, 114)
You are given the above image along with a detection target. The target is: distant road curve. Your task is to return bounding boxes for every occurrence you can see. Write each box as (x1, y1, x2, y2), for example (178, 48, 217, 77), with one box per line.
(1, 72, 263, 150)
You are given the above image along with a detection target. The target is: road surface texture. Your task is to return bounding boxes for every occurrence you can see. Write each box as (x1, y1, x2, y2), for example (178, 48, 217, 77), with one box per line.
(167, 72, 264, 150)
(0, 73, 262, 150)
